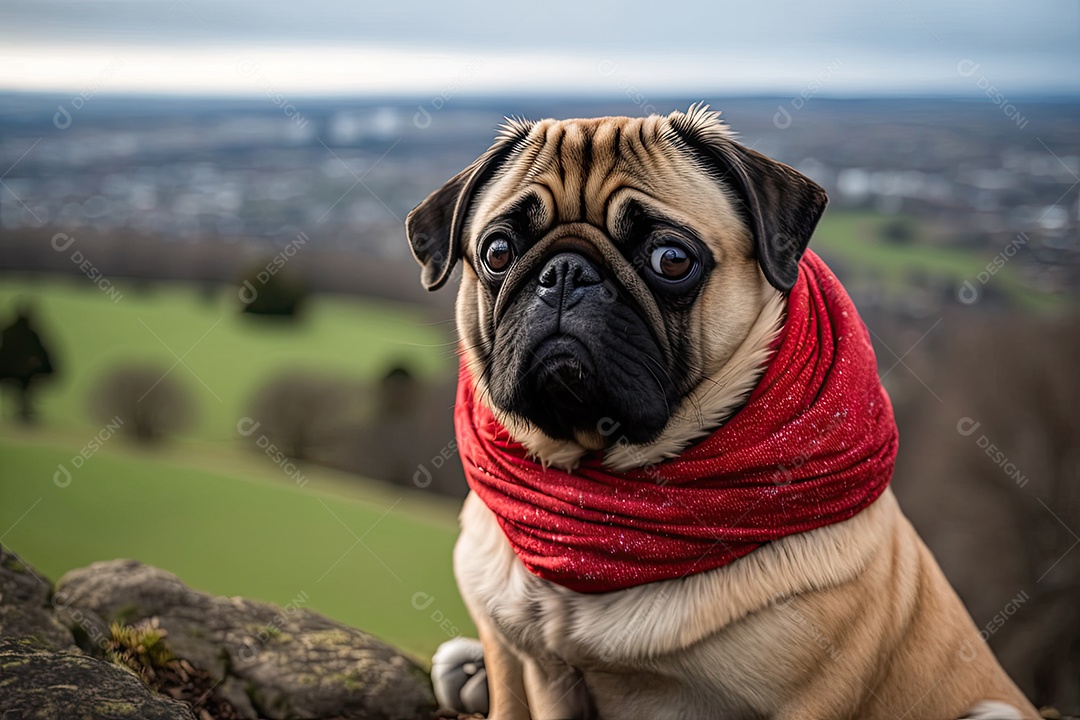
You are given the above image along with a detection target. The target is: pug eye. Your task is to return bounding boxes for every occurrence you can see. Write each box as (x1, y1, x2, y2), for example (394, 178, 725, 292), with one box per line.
(650, 245, 693, 280)
(482, 236, 514, 274)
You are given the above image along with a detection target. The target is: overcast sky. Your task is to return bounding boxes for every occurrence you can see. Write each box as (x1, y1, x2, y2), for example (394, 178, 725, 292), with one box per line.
(1, 0, 1078, 96)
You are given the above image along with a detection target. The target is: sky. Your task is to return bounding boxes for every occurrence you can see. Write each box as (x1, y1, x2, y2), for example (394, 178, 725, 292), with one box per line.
(1, 0, 1078, 97)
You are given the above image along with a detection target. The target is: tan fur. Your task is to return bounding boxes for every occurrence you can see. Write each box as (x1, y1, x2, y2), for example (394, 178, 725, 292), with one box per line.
(457, 489, 1033, 719)
(458, 110, 768, 470)
(444, 108, 1036, 719)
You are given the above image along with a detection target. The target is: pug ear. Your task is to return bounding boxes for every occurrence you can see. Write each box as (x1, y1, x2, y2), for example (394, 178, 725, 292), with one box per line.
(406, 121, 533, 291)
(405, 168, 474, 291)
(668, 106, 828, 291)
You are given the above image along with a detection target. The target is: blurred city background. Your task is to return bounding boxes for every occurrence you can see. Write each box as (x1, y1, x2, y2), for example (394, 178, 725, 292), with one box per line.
(0, 0, 1078, 710)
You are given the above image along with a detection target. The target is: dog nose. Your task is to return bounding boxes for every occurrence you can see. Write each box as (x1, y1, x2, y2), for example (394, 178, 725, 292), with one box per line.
(536, 252, 603, 309)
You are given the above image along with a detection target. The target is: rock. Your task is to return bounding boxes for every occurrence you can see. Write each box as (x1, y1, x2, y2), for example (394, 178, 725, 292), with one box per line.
(0, 547, 439, 719)
(0, 636, 195, 720)
(1, 548, 193, 718)
(0, 546, 76, 652)
(56, 559, 436, 720)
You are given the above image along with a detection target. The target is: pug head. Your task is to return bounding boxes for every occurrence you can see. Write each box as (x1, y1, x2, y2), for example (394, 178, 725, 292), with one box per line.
(406, 105, 827, 469)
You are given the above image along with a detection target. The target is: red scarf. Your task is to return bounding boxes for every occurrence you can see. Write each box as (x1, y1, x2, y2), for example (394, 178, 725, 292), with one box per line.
(455, 250, 897, 593)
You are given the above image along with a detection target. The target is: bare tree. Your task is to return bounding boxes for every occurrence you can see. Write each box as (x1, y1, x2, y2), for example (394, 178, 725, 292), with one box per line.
(887, 309, 1080, 710)
(247, 370, 364, 462)
(91, 365, 195, 443)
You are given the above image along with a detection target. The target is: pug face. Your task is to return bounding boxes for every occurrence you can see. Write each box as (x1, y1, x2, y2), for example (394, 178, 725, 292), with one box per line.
(406, 105, 827, 465)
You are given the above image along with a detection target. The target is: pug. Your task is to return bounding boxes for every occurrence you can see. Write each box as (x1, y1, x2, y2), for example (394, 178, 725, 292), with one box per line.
(405, 105, 1037, 720)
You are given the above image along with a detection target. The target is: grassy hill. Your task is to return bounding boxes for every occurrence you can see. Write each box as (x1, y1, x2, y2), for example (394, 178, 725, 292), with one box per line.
(0, 278, 455, 440)
(0, 432, 471, 660)
(0, 278, 466, 660)
(810, 211, 1056, 312)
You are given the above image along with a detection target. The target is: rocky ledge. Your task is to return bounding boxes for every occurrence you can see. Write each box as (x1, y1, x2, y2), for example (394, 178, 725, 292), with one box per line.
(0, 545, 439, 719)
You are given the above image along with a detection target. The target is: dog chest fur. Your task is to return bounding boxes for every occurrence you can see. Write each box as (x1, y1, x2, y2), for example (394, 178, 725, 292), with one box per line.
(456, 490, 899, 718)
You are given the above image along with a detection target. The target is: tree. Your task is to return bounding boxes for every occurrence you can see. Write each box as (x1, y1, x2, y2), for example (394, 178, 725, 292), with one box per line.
(245, 366, 468, 497)
(91, 365, 196, 444)
(0, 304, 57, 423)
(247, 370, 362, 461)
(880, 217, 916, 245)
(889, 310, 1080, 708)
(238, 264, 308, 319)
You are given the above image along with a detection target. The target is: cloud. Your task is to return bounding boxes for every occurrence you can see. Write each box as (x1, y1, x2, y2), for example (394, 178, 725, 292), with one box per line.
(0, 0, 1076, 95)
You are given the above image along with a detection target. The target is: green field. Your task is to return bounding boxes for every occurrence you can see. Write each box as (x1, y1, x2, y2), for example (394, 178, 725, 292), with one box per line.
(0, 433, 470, 659)
(815, 212, 979, 275)
(0, 278, 455, 440)
(811, 211, 1058, 312)
(0, 278, 468, 661)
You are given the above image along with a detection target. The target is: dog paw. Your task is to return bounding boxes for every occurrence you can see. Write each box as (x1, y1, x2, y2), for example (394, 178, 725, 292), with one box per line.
(959, 701, 1025, 720)
(432, 637, 490, 716)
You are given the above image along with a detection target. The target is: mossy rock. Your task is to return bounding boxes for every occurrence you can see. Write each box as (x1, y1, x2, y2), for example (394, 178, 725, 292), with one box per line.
(0, 546, 76, 653)
(0, 636, 194, 720)
(56, 559, 436, 719)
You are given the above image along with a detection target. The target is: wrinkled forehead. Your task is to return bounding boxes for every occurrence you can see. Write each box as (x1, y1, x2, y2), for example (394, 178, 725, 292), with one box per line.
(466, 115, 748, 249)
